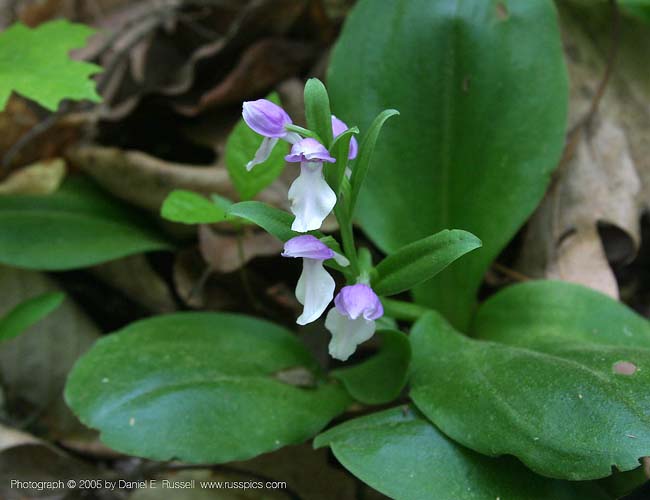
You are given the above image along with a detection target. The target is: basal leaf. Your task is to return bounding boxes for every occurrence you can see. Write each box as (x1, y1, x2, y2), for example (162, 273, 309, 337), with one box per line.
(225, 92, 288, 201)
(65, 313, 350, 463)
(471, 280, 650, 349)
(0, 292, 64, 343)
(314, 406, 608, 500)
(328, 0, 569, 329)
(332, 330, 410, 405)
(0, 176, 171, 270)
(411, 301, 650, 480)
(0, 20, 101, 111)
(373, 229, 482, 297)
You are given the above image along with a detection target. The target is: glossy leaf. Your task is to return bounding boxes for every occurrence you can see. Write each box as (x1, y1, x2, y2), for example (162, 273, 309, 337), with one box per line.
(471, 280, 650, 348)
(411, 304, 650, 480)
(314, 407, 608, 500)
(0, 20, 101, 111)
(0, 177, 170, 270)
(0, 292, 64, 343)
(304, 78, 334, 147)
(328, 0, 569, 329)
(225, 92, 288, 200)
(373, 229, 481, 296)
(227, 201, 297, 242)
(332, 330, 410, 405)
(65, 313, 350, 463)
(160, 190, 226, 224)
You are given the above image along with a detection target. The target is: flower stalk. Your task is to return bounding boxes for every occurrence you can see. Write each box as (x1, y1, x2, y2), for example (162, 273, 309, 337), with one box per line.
(240, 78, 398, 361)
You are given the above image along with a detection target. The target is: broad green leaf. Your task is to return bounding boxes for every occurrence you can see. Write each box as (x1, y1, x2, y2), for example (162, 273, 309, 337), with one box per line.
(160, 190, 226, 224)
(65, 313, 350, 463)
(373, 230, 481, 297)
(0, 176, 171, 270)
(0, 20, 101, 111)
(0, 292, 64, 343)
(349, 109, 399, 215)
(332, 330, 410, 405)
(225, 92, 288, 201)
(411, 306, 650, 480)
(328, 0, 569, 329)
(314, 406, 609, 500)
(227, 201, 296, 242)
(304, 78, 333, 147)
(471, 280, 650, 348)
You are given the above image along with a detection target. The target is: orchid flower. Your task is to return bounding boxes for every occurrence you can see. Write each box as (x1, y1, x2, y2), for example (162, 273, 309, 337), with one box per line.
(325, 284, 384, 361)
(285, 138, 337, 233)
(331, 115, 358, 160)
(242, 99, 301, 171)
(282, 235, 348, 325)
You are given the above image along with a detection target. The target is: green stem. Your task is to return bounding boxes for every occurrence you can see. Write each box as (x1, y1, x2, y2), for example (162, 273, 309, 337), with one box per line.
(382, 298, 432, 322)
(335, 205, 358, 278)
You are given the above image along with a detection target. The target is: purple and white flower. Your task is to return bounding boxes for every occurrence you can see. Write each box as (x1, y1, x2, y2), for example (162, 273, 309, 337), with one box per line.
(282, 235, 348, 325)
(242, 99, 301, 171)
(325, 284, 384, 361)
(331, 115, 358, 160)
(285, 138, 337, 232)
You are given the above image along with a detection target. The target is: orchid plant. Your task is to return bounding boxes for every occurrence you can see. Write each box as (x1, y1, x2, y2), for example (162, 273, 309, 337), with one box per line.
(5, 2, 650, 497)
(233, 79, 481, 361)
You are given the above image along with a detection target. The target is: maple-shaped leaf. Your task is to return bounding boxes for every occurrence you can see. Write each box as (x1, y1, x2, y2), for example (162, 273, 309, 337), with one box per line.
(0, 20, 102, 111)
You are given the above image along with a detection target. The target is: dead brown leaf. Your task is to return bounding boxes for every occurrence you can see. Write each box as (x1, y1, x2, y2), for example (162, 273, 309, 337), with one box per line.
(0, 95, 83, 171)
(0, 424, 108, 500)
(198, 225, 282, 274)
(517, 5, 650, 298)
(90, 254, 177, 314)
(174, 38, 315, 116)
(230, 444, 358, 500)
(65, 145, 287, 213)
(0, 266, 100, 440)
(173, 247, 237, 310)
(0, 158, 66, 195)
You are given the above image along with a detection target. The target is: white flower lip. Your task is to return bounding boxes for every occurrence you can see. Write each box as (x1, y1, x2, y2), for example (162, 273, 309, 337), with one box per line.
(288, 162, 337, 233)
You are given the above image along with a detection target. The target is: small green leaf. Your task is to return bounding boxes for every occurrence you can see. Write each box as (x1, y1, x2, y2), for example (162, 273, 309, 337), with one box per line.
(304, 78, 334, 147)
(0, 20, 102, 111)
(411, 301, 650, 480)
(373, 229, 481, 297)
(314, 406, 608, 500)
(332, 330, 410, 405)
(349, 109, 399, 215)
(0, 292, 64, 343)
(225, 92, 288, 200)
(65, 312, 350, 463)
(326, 126, 359, 194)
(227, 201, 297, 242)
(0, 176, 171, 270)
(160, 190, 226, 224)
